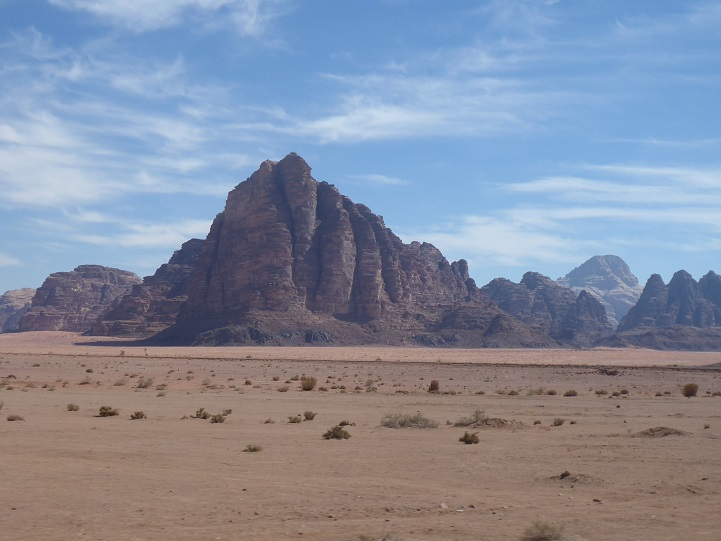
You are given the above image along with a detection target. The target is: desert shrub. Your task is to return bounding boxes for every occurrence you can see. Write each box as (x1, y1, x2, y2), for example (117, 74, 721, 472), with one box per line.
(277, 385, 289, 392)
(620, 389, 629, 395)
(244, 379, 252, 386)
(301, 376, 317, 391)
(98, 406, 119, 417)
(210, 414, 225, 423)
(262, 418, 275, 424)
(611, 391, 621, 397)
(7, 414, 24, 421)
(0, 400, 3, 411)
(459, 431, 479, 444)
(713, 391, 721, 397)
(563, 390, 578, 397)
(520, 520, 563, 541)
(546, 389, 557, 396)
(338, 420, 355, 427)
(79, 376, 92, 385)
(130, 411, 147, 420)
(683, 383, 699, 398)
(272, 376, 280, 381)
(428, 379, 440, 393)
(243, 444, 262, 452)
(290, 374, 300, 381)
(66, 403, 79, 411)
(381, 412, 439, 429)
(323, 425, 351, 440)
(85, 368, 93, 373)
(508, 390, 520, 396)
(223, 409, 233, 416)
(136, 377, 154, 389)
(527, 387, 545, 396)
(304, 411, 317, 421)
(552, 418, 566, 427)
(533, 420, 541, 425)
(194, 408, 211, 419)
(288, 415, 302, 424)
(595, 389, 608, 396)
(454, 409, 486, 427)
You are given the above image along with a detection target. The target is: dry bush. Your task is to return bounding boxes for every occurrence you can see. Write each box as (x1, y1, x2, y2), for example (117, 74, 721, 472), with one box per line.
(210, 414, 226, 423)
(243, 444, 262, 452)
(136, 377, 154, 389)
(277, 385, 290, 392)
(683, 383, 699, 397)
(66, 403, 79, 412)
(459, 431, 479, 444)
(262, 418, 275, 424)
(338, 420, 355, 427)
(223, 409, 233, 416)
(301, 376, 317, 391)
(98, 406, 119, 417)
(546, 389, 557, 395)
(0, 400, 3, 411)
(244, 379, 252, 386)
(288, 415, 302, 424)
(454, 409, 486, 427)
(194, 408, 211, 419)
(520, 521, 564, 541)
(381, 412, 439, 429)
(563, 390, 578, 397)
(304, 411, 317, 421)
(323, 425, 351, 440)
(130, 411, 147, 420)
(428, 379, 440, 393)
(7, 414, 24, 421)
(552, 418, 566, 427)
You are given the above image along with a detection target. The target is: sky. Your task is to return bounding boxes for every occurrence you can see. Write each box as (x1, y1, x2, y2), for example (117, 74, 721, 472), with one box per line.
(1, 0, 721, 294)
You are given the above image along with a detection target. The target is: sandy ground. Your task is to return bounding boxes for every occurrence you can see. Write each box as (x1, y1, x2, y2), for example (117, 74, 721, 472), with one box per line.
(1, 332, 720, 541)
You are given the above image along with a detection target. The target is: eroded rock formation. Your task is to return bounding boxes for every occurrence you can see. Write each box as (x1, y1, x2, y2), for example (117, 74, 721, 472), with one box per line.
(18, 265, 141, 332)
(0, 288, 35, 332)
(89, 239, 205, 337)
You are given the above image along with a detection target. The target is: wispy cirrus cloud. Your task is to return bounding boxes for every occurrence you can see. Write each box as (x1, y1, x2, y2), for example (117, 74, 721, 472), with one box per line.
(343, 174, 409, 187)
(0, 253, 21, 267)
(48, 0, 292, 36)
(73, 219, 212, 249)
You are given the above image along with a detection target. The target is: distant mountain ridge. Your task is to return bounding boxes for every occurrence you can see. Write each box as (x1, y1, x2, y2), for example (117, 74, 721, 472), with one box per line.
(557, 255, 643, 329)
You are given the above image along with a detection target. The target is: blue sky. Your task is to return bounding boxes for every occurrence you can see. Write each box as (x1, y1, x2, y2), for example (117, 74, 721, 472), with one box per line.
(1, 0, 721, 293)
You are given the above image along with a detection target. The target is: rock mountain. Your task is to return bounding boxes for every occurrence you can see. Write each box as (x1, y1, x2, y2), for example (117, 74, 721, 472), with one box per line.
(90, 239, 205, 337)
(0, 288, 35, 333)
(155, 153, 554, 347)
(18, 265, 141, 332)
(481, 272, 612, 346)
(557, 255, 643, 329)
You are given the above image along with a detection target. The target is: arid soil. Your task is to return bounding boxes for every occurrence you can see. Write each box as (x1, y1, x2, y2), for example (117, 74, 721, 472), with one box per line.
(1, 332, 720, 541)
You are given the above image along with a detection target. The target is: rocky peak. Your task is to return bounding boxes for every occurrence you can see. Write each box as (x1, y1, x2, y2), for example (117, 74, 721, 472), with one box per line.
(157, 153, 549, 347)
(481, 272, 611, 346)
(90, 239, 205, 337)
(0, 288, 35, 333)
(557, 255, 643, 329)
(18, 265, 141, 332)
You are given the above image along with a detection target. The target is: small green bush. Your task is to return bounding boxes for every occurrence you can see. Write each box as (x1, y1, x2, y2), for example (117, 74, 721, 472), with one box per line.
(98, 406, 119, 417)
(459, 431, 479, 444)
(323, 425, 351, 440)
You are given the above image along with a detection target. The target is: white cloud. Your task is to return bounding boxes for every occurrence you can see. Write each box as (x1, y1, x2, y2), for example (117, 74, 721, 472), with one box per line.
(344, 174, 409, 187)
(48, 0, 291, 35)
(0, 253, 21, 267)
(74, 219, 211, 249)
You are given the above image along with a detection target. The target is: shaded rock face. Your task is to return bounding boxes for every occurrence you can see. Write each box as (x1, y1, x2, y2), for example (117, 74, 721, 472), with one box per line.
(18, 265, 141, 332)
(89, 239, 205, 337)
(0, 288, 35, 332)
(160, 153, 552, 347)
(618, 271, 721, 333)
(481, 272, 612, 346)
(557, 255, 643, 329)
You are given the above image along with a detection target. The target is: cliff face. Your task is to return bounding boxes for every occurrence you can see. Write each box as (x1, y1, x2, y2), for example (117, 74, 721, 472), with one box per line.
(18, 265, 141, 332)
(557, 255, 643, 329)
(158, 153, 552, 347)
(89, 239, 205, 337)
(481, 272, 612, 346)
(0, 288, 35, 332)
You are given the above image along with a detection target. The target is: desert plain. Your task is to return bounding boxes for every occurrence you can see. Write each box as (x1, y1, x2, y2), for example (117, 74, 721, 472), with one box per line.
(1, 332, 720, 541)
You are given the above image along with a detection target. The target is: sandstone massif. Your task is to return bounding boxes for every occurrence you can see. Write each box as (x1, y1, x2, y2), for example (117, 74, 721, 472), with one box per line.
(18, 265, 141, 333)
(89, 239, 205, 337)
(557, 255, 643, 329)
(601, 270, 721, 350)
(153, 153, 555, 347)
(0, 288, 35, 333)
(481, 272, 612, 347)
